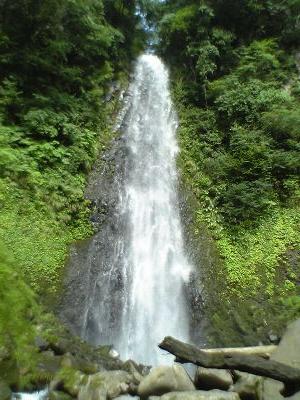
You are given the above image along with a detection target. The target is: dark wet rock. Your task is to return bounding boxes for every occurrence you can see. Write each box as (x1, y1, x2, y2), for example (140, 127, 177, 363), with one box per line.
(35, 336, 49, 352)
(38, 314, 124, 373)
(59, 132, 130, 347)
(138, 365, 195, 398)
(195, 368, 233, 391)
(178, 184, 210, 347)
(149, 390, 240, 399)
(0, 382, 12, 400)
(230, 371, 262, 400)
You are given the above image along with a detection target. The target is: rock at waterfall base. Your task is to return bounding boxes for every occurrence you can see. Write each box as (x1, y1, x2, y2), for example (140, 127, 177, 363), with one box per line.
(0, 382, 12, 400)
(48, 391, 73, 400)
(148, 389, 240, 399)
(122, 360, 145, 384)
(195, 368, 233, 391)
(263, 318, 300, 400)
(229, 371, 262, 400)
(78, 370, 133, 400)
(138, 364, 195, 398)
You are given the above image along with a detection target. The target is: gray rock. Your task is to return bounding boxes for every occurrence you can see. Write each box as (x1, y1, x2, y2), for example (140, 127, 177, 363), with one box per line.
(149, 390, 240, 399)
(34, 336, 49, 351)
(230, 371, 262, 400)
(138, 364, 195, 398)
(195, 368, 233, 390)
(78, 370, 133, 400)
(263, 318, 300, 400)
(60, 134, 129, 347)
(0, 382, 11, 400)
(122, 360, 144, 384)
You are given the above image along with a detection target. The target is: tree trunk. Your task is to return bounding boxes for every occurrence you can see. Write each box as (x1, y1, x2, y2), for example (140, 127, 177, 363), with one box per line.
(201, 345, 277, 359)
(159, 336, 300, 396)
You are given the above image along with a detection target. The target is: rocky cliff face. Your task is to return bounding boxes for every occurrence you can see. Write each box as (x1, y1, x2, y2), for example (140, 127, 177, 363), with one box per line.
(59, 119, 129, 346)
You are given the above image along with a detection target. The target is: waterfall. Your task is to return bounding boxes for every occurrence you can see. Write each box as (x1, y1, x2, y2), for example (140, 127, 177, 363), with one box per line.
(114, 54, 191, 364)
(61, 54, 193, 366)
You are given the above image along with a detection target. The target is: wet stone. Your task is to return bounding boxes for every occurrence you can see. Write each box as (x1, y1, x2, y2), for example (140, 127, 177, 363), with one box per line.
(149, 390, 240, 400)
(138, 365, 195, 398)
(195, 368, 233, 391)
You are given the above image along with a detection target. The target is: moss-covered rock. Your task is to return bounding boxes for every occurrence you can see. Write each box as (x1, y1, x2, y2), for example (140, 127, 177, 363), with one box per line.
(48, 391, 73, 400)
(0, 382, 12, 400)
(78, 370, 134, 400)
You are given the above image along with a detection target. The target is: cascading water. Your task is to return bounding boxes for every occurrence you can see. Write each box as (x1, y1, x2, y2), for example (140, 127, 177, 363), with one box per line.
(114, 54, 191, 364)
(61, 54, 194, 367)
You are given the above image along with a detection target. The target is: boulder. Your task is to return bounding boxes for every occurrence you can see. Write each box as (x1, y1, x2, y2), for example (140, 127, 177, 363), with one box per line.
(37, 351, 62, 375)
(148, 389, 240, 399)
(0, 382, 12, 400)
(122, 360, 144, 384)
(138, 364, 195, 398)
(195, 368, 233, 390)
(48, 390, 73, 400)
(263, 318, 300, 400)
(78, 370, 133, 400)
(230, 371, 262, 400)
(34, 336, 49, 352)
(50, 369, 86, 397)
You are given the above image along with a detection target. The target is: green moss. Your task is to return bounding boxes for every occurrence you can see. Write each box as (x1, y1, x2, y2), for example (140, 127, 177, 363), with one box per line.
(216, 208, 300, 296)
(0, 180, 90, 296)
(56, 367, 85, 397)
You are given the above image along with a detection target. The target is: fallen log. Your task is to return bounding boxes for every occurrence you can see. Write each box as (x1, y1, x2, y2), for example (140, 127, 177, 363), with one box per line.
(202, 345, 277, 359)
(159, 336, 300, 396)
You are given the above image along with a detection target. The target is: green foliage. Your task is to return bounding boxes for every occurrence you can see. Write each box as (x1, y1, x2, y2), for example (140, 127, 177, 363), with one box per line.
(0, 179, 91, 295)
(157, 0, 300, 341)
(171, 29, 300, 225)
(0, 0, 145, 310)
(212, 80, 290, 126)
(217, 209, 300, 294)
(0, 244, 40, 385)
(282, 296, 300, 321)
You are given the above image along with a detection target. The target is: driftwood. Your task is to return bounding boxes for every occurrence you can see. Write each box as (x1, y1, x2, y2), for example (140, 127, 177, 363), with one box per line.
(159, 336, 300, 396)
(202, 345, 277, 359)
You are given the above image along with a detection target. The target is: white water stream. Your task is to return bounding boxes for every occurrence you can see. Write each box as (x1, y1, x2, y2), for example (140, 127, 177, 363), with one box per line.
(114, 54, 192, 364)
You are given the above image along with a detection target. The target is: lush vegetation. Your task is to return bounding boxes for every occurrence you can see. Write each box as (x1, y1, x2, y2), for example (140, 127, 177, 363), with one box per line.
(0, 0, 145, 288)
(1, 0, 300, 372)
(155, 0, 300, 343)
(0, 0, 146, 378)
